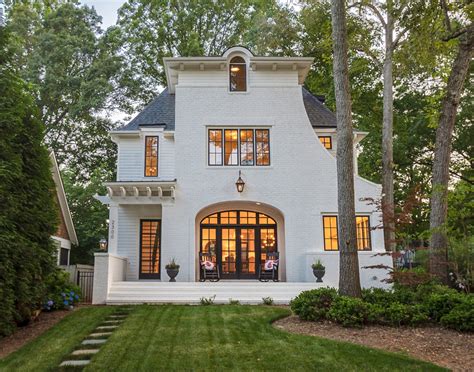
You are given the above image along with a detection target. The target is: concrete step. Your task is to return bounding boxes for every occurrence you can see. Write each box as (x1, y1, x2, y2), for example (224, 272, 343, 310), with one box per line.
(96, 325, 118, 330)
(89, 332, 113, 337)
(59, 360, 91, 367)
(82, 339, 107, 345)
(71, 349, 100, 355)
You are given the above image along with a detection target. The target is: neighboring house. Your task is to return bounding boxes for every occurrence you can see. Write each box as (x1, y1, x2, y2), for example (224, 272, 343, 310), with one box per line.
(50, 152, 78, 266)
(93, 46, 392, 304)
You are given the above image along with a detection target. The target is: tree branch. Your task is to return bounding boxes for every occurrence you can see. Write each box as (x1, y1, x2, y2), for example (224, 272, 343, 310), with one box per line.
(349, 2, 386, 28)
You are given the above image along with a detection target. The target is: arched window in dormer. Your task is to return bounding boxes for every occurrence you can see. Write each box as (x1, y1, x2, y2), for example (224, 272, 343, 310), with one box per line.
(229, 56, 247, 92)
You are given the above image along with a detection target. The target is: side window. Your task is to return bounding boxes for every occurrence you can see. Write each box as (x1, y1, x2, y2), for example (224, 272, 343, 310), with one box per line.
(255, 129, 270, 166)
(319, 136, 332, 149)
(144, 136, 158, 177)
(229, 56, 247, 92)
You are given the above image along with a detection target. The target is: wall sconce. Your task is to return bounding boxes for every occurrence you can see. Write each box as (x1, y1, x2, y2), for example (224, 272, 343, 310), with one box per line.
(235, 170, 245, 193)
(99, 238, 108, 251)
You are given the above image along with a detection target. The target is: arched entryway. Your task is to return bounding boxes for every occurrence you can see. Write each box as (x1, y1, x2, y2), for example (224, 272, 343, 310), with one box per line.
(199, 210, 279, 280)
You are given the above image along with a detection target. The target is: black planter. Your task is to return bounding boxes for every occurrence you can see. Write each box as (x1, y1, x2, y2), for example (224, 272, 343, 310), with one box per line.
(166, 268, 179, 282)
(313, 268, 325, 283)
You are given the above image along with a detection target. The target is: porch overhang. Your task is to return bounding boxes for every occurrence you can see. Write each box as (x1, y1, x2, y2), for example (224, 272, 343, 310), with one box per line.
(94, 180, 177, 205)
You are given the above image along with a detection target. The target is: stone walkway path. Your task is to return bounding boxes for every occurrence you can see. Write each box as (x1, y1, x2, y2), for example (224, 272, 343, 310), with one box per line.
(58, 308, 132, 369)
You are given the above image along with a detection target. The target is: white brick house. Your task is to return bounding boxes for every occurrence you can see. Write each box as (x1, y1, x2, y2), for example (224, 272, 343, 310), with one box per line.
(93, 46, 391, 304)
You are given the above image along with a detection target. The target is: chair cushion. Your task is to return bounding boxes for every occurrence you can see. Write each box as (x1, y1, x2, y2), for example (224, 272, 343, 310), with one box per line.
(264, 259, 279, 271)
(201, 260, 215, 270)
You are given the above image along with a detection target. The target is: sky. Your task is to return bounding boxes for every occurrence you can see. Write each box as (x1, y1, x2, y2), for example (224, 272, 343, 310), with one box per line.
(81, 0, 126, 28)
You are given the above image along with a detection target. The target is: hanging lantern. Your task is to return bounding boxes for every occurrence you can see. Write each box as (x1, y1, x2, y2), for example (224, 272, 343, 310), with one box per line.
(235, 170, 245, 193)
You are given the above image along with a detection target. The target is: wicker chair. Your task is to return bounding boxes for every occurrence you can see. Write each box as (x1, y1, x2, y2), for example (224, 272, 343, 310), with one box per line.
(199, 252, 220, 282)
(258, 252, 279, 282)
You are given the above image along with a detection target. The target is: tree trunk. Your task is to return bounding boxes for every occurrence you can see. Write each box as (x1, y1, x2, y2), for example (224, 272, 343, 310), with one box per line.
(331, 0, 361, 298)
(429, 26, 474, 283)
(382, 8, 396, 252)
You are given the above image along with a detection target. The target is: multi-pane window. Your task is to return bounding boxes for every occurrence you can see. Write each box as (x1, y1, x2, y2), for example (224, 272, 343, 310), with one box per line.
(322, 215, 372, 251)
(140, 220, 161, 279)
(144, 136, 158, 177)
(224, 129, 239, 165)
(256, 129, 270, 166)
(323, 216, 338, 250)
(208, 130, 223, 165)
(240, 129, 254, 166)
(319, 136, 332, 149)
(229, 56, 247, 92)
(208, 128, 270, 166)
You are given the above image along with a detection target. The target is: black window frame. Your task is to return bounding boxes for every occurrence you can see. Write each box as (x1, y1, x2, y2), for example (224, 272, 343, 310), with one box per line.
(144, 136, 159, 177)
(208, 129, 223, 166)
(322, 215, 372, 251)
(356, 215, 372, 251)
(319, 136, 332, 150)
(139, 219, 162, 279)
(224, 129, 239, 166)
(255, 129, 271, 166)
(229, 56, 247, 92)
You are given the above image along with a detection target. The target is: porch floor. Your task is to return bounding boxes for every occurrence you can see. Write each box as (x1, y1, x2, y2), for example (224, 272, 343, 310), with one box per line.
(107, 281, 330, 305)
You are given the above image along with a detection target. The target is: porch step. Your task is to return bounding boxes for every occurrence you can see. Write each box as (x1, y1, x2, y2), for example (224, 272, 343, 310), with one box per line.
(107, 281, 329, 305)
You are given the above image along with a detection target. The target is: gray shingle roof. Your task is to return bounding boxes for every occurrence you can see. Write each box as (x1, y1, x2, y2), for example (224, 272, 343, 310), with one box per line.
(117, 86, 336, 131)
(302, 87, 337, 128)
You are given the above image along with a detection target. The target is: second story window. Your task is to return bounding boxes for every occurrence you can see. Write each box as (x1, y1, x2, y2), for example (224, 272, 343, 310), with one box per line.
(145, 136, 158, 177)
(208, 128, 270, 167)
(229, 56, 246, 92)
(319, 136, 332, 149)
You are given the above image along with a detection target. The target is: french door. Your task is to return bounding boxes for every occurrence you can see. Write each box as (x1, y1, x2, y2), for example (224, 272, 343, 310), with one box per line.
(139, 220, 161, 279)
(200, 211, 277, 280)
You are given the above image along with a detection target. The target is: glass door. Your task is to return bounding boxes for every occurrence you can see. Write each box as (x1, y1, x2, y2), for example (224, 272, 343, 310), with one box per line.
(221, 228, 237, 278)
(239, 228, 256, 278)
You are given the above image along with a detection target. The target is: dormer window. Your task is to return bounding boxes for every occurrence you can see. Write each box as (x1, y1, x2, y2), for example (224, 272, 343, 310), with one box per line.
(229, 56, 247, 92)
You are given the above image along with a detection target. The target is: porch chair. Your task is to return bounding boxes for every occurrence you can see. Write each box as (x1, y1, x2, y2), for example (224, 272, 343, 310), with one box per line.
(258, 252, 279, 282)
(199, 252, 220, 282)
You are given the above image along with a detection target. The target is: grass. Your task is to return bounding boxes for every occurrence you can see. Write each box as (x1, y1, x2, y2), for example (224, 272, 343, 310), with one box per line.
(1, 305, 444, 371)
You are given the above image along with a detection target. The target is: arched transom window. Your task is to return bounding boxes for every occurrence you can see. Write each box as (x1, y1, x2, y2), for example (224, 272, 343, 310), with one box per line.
(229, 56, 247, 92)
(201, 210, 275, 225)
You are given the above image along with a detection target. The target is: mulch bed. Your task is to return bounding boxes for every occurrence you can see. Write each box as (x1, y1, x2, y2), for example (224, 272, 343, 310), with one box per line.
(0, 309, 72, 359)
(274, 316, 474, 371)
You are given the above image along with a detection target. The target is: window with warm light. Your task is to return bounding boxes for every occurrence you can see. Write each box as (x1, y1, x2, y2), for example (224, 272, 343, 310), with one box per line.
(144, 136, 158, 177)
(208, 128, 270, 166)
(319, 136, 332, 149)
(229, 56, 247, 92)
(323, 215, 372, 251)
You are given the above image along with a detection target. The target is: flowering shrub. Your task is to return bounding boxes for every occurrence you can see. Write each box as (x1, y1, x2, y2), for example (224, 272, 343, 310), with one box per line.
(43, 269, 81, 311)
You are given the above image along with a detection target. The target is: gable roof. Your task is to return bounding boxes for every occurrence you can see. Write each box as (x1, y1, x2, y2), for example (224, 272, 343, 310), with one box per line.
(49, 152, 78, 246)
(117, 87, 336, 131)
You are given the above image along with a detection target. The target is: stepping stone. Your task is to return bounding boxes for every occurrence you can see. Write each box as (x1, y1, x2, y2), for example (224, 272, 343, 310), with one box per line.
(59, 360, 90, 367)
(109, 315, 127, 318)
(96, 325, 118, 330)
(82, 339, 107, 345)
(72, 349, 100, 355)
(89, 332, 112, 337)
(104, 320, 123, 323)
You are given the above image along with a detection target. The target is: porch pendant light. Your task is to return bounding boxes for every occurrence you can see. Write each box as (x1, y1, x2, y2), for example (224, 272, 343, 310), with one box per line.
(235, 170, 245, 193)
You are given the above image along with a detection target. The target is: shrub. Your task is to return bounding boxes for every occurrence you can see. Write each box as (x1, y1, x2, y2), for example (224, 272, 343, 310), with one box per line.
(424, 289, 465, 322)
(262, 297, 274, 306)
(290, 288, 337, 321)
(440, 297, 474, 331)
(228, 299, 240, 305)
(362, 287, 396, 305)
(327, 296, 368, 327)
(43, 270, 81, 310)
(383, 303, 429, 327)
(200, 295, 216, 305)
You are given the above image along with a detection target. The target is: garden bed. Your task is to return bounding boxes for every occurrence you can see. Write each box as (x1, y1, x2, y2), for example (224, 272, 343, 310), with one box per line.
(0, 309, 71, 358)
(274, 315, 473, 371)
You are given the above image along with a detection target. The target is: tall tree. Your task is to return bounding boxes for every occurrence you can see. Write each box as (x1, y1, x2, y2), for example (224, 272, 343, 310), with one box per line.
(331, 0, 361, 297)
(429, 2, 473, 283)
(0, 27, 58, 336)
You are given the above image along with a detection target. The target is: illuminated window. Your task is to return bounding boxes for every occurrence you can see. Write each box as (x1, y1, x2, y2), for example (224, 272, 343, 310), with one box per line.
(140, 220, 161, 279)
(224, 129, 239, 165)
(322, 215, 372, 251)
(356, 216, 371, 250)
(229, 56, 246, 92)
(323, 216, 338, 251)
(256, 129, 270, 166)
(144, 136, 158, 177)
(208, 128, 270, 167)
(319, 136, 332, 149)
(208, 129, 223, 166)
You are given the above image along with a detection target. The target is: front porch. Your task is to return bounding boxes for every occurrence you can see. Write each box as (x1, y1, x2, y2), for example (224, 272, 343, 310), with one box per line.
(105, 280, 329, 305)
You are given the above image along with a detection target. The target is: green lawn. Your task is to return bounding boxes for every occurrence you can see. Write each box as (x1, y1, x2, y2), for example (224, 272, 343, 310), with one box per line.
(1, 305, 444, 371)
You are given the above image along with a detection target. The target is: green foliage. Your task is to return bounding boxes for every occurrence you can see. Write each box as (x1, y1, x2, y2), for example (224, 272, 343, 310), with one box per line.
(382, 303, 429, 327)
(43, 269, 81, 310)
(424, 289, 465, 322)
(327, 296, 368, 327)
(440, 298, 474, 332)
(0, 27, 58, 336)
(261, 297, 274, 306)
(290, 288, 337, 321)
(447, 236, 474, 292)
(228, 299, 240, 305)
(199, 295, 216, 306)
(311, 259, 325, 270)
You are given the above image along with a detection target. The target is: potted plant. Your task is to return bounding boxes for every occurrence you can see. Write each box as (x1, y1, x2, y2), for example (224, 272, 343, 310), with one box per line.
(312, 259, 325, 282)
(165, 258, 180, 282)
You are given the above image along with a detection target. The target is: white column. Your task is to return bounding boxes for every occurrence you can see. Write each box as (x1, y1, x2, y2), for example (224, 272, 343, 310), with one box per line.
(108, 203, 119, 254)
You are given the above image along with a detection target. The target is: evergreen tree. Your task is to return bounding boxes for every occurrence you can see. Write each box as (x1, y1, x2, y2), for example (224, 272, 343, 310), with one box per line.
(0, 27, 58, 336)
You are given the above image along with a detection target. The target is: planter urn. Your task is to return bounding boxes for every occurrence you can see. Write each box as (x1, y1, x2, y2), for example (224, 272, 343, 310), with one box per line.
(313, 268, 325, 283)
(167, 268, 179, 282)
